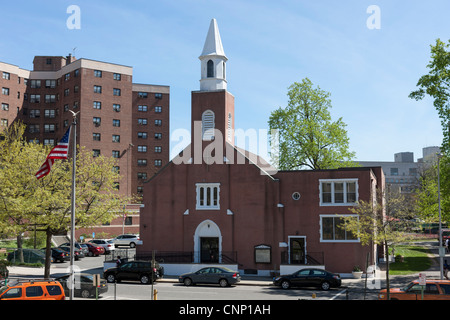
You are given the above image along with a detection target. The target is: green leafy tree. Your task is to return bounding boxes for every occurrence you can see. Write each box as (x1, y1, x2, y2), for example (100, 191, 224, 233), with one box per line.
(0, 122, 131, 277)
(268, 78, 356, 170)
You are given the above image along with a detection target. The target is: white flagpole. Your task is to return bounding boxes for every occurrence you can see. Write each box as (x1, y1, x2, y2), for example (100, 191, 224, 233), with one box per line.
(69, 111, 78, 300)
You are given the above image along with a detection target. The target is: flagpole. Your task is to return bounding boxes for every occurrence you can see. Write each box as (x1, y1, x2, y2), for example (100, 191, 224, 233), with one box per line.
(69, 112, 78, 300)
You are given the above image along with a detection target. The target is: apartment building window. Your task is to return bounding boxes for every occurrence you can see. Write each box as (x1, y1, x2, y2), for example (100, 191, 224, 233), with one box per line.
(138, 105, 148, 112)
(93, 117, 101, 126)
(155, 133, 162, 140)
(112, 135, 120, 143)
(64, 104, 69, 112)
(2, 72, 10, 80)
(137, 132, 147, 139)
(137, 159, 147, 166)
(63, 120, 68, 128)
(113, 88, 121, 96)
(1, 119, 8, 127)
(45, 80, 56, 88)
(94, 85, 102, 93)
(137, 145, 147, 153)
(93, 149, 100, 157)
(94, 70, 102, 77)
(93, 133, 101, 141)
(154, 159, 162, 167)
(113, 73, 121, 81)
(113, 104, 121, 112)
(30, 94, 40, 103)
(45, 94, 57, 103)
(320, 179, 358, 206)
(138, 92, 148, 98)
(112, 150, 120, 158)
(30, 80, 41, 88)
(74, 69, 79, 77)
(138, 118, 147, 125)
(196, 183, 220, 210)
(64, 73, 70, 81)
(137, 187, 143, 194)
(2, 87, 10, 95)
(155, 93, 162, 99)
(64, 89, 70, 97)
(93, 101, 101, 109)
(113, 119, 120, 127)
(44, 109, 56, 118)
(155, 119, 162, 126)
(44, 124, 56, 133)
(320, 215, 358, 242)
(74, 85, 79, 93)
(154, 146, 162, 153)
(29, 109, 40, 118)
(137, 172, 147, 180)
(28, 124, 39, 133)
(155, 106, 162, 113)
(390, 168, 399, 176)
(1, 103, 9, 111)
(43, 139, 55, 146)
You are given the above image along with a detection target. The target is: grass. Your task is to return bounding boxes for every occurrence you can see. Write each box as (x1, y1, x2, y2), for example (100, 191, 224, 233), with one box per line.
(389, 245, 433, 275)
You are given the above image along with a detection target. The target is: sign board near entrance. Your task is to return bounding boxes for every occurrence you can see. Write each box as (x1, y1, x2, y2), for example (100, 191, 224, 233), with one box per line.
(418, 273, 426, 286)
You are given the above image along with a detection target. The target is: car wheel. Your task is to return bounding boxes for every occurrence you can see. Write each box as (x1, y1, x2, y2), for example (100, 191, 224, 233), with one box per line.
(281, 280, 290, 289)
(183, 278, 193, 286)
(81, 289, 91, 298)
(130, 242, 136, 248)
(106, 274, 116, 283)
(88, 252, 93, 257)
(321, 281, 330, 291)
(219, 279, 229, 287)
(140, 274, 151, 284)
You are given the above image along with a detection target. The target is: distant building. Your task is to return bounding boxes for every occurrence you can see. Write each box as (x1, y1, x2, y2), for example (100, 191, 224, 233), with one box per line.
(358, 146, 440, 193)
(0, 56, 170, 237)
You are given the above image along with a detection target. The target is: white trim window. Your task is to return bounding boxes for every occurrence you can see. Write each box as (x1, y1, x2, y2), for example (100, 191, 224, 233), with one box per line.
(196, 183, 220, 210)
(320, 215, 359, 242)
(319, 179, 358, 206)
(202, 110, 215, 141)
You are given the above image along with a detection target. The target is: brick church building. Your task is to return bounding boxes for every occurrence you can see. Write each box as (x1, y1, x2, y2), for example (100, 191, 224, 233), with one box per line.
(138, 19, 385, 276)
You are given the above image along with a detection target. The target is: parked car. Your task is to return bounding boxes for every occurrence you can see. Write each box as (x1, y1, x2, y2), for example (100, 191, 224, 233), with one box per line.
(55, 273, 108, 298)
(103, 260, 164, 284)
(379, 279, 450, 300)
(0, 279, 65, 300)
(112, 234, 142, 248)
(90, 239, 115, 253)
(179, 267, 241, 287)
(83, 243, 105, 256)
(273, 268, 342, 291)
(59, 246, 84, 260)
(7, 249, 47, 264)
(59, 242, 89, 256)
(41, 247, 69, 263)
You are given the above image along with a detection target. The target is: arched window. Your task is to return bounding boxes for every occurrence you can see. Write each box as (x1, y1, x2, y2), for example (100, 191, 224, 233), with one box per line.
(202, 110, 215, 140)
(207, 60, 214, 78)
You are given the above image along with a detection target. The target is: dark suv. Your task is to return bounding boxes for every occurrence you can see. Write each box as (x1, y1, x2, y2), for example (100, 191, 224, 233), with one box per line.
(103, 260, 164, 284)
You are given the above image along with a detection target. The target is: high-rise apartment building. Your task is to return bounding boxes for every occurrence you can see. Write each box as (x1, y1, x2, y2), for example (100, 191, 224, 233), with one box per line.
(0, 55, 169, 204)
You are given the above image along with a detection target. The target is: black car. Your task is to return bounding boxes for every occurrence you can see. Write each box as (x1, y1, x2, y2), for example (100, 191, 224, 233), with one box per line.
(103, 260, 164, 284)
(178, 267, 241, 287)
(59, 246, 84, 260)
(55, 273, 108, 298)
(273, 268, 341, 291)
(42, 247, 69, 263)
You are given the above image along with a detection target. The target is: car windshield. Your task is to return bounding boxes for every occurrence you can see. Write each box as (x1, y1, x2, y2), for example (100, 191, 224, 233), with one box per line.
(0, 286, 9, 295)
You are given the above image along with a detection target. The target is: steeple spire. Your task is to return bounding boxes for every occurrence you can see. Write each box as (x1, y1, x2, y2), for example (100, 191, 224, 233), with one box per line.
(199, 19, 227, 91)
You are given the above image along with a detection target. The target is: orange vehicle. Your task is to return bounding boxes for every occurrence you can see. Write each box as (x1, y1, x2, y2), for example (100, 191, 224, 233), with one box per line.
(379, 279, 450, 300)
(0, 279, 65, 300)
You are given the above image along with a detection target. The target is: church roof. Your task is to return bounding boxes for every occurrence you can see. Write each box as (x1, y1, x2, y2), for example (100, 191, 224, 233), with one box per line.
(200, 18, 227, 59)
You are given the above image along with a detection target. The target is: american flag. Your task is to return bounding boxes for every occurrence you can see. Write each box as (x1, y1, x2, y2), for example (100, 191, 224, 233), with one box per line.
(35, 126, 72, 179)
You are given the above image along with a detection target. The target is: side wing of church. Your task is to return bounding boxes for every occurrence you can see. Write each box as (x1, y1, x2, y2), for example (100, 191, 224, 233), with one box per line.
(137, 19, 385, 277)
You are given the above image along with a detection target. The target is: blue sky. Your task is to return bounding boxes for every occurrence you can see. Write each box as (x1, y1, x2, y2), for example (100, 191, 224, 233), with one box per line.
(1, 0, 448, 162)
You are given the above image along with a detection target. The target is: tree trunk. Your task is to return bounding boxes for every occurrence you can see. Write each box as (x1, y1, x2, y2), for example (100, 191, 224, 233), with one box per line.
(44, 229, 53, 279)
(16, 234, 24, 263)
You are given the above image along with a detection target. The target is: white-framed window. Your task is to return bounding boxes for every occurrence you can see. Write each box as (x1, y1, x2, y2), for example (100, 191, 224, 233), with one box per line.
(320, 215, 359, 242)
(196, 183, 220, 210)
(319, 179, 358, 206)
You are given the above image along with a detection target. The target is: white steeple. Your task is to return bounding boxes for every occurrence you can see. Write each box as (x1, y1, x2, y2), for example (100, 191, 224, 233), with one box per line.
(199, 19, 228, 91)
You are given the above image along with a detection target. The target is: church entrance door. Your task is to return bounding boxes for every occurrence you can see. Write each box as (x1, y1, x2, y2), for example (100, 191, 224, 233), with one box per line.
(200, 237, 219, 263)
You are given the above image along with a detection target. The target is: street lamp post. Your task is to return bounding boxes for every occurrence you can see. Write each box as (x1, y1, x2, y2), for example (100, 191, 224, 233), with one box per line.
(437, 152, 444, 280)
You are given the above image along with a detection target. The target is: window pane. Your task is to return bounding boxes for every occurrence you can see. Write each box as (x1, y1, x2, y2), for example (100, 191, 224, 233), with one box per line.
(334, 183, 344, 203)
(334, 217, 346, 240)
(347, 182, 356, 203)
(206, 187, 211, 206)
(322, 217, 334, 240)
(200, 187, 204, 206)
(213, 187, 218, 206)
(322, 183, 332, 203)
